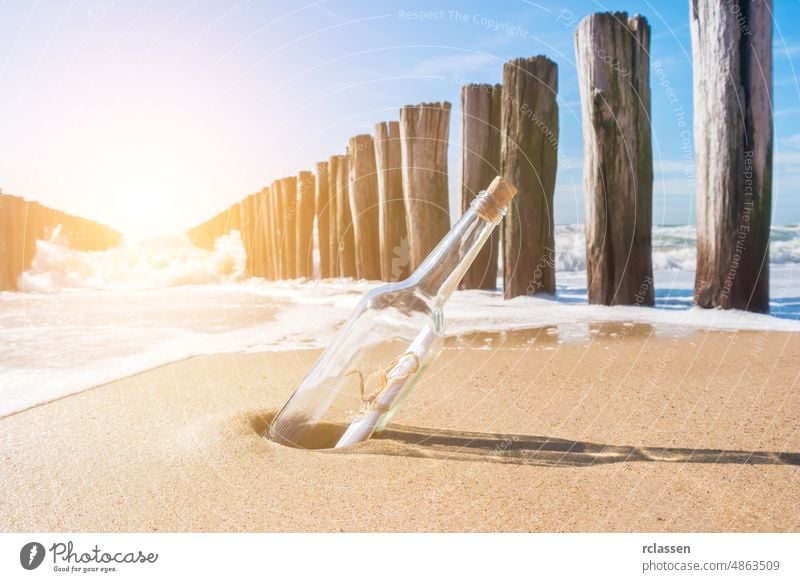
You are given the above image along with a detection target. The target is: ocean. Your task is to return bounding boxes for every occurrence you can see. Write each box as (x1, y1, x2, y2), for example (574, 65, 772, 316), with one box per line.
(1, 224, 798, 417)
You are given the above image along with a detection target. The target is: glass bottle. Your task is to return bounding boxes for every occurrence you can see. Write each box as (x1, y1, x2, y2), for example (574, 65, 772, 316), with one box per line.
(269, 177, 517, 449)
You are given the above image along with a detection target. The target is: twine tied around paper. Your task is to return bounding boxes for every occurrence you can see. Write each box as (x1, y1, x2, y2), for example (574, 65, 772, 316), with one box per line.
(345, 352, 421, 414)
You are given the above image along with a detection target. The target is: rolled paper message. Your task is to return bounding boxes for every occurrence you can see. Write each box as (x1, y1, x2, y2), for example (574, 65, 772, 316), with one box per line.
(335, 326, 435, 448)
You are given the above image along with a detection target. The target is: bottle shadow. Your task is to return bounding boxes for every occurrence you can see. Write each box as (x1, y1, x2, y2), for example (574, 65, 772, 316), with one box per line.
(370, 424, 800, 468)
(251, 411, 799, 467)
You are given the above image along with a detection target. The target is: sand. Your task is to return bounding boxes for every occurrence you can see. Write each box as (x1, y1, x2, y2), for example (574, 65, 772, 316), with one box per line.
(1, 323, 798, 532)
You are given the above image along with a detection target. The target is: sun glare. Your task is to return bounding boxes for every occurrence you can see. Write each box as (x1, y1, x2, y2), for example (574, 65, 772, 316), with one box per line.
(107, 157, 185, 239)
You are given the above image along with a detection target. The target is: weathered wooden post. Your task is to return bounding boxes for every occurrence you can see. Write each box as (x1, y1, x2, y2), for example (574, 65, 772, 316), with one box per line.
(206, 215, 217, 247)
(245, 201, 264, 277)
(0, 197, 11, 290)
(575, 13, 654, 306)
(247, 196, 260, 277)
(501, 57, 559, 299)
(0, 196, 12, 289)
(22, 201, 43, 275)
(690, 0, 772, 312)
(12, 197, 28, 289)
(251, 193, 262, 277)
(207, 214, 217, 247)
(334, 154, 357, 277)
(315, 161, 332, 278)
(206, 215, 215, 248)
(212, 211, 220, 241)
(280, 176, 298, 279)
(255, 187, 273, 279)
(296, 170, 316, 279)
(374, 121, 410, 281)
(460, 84, 502, 289)
(0, 195, 24, 290)
(348, 134, 382, 280)
(239, 196, 255, 277)
(226, 202, 241, 237)
(19, 202, 42, 288)
(203, 216, 215, 249)
(269, 180, 284, 279)
(327, 156, 341, 276)
(265, 186, 278, 280)
(399, 101, 452, 269)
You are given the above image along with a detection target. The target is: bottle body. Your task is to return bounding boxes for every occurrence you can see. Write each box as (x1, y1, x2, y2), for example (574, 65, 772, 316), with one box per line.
(268, 283, 445, 449)
(268, 178, 516, 449)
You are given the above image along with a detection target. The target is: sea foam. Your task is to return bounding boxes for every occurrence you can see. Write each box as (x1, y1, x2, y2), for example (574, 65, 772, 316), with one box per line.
(0, 224, 798, 417)
(18, 228, 247, 292)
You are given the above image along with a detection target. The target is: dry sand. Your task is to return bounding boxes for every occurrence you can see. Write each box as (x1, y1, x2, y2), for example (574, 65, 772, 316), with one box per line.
(1, 323, 798, 532)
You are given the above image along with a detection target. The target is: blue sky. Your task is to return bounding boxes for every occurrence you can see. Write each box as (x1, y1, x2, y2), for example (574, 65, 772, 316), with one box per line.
(0, 0, 798, 234)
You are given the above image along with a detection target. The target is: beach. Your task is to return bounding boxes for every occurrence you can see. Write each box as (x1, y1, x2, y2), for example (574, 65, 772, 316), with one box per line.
(2, 324, 797, 532)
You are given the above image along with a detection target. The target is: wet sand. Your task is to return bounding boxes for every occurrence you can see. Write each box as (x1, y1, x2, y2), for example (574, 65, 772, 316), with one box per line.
(1, 324, 798, 532)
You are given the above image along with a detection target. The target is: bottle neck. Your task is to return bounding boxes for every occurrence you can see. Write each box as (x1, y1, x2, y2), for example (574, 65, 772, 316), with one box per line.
(410, 195, 504, 303)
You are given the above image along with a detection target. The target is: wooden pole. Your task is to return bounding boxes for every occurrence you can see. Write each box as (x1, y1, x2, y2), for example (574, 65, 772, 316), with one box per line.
(208, 215, 218, 247)
(22, 201, 43, 274)
(315, 161, 332, 278)
(501, 57, 559, 299)
(0, 195, 24, 290)
(244, 198, 257, 276)
(575, 13, 654, 306)
(334, 154, 357, 278)
(460, 83, 502, 290)
(269, 180, 284, 279)
(0, 196, 12, 290)
(374, 121, 410, 281)
(0, 196, 12, 289)
(280, 176, 298, 279)
(296, 170, 316, 279)
(255, 187, 273, 279)
(348, 134, 382, 280)
(271, 181, 282, 280)
(250, 193, 261, 277)
(265, 186, 277, 280)
(691, 0, 772, 312)
(225, 204, 242, 268)
(327, 156, 341, 277)
(399, 101, 452, 269)
(239, 196, 255, 277)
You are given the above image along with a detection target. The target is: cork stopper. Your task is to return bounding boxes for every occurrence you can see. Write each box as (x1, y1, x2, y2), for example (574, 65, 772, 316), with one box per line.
(474, 176, 518, 222)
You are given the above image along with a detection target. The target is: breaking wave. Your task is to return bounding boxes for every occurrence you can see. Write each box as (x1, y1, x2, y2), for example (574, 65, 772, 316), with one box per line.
(14, 224, 800, 292)
(19, 228, 246, 292)
(553, 224, 799, 273)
